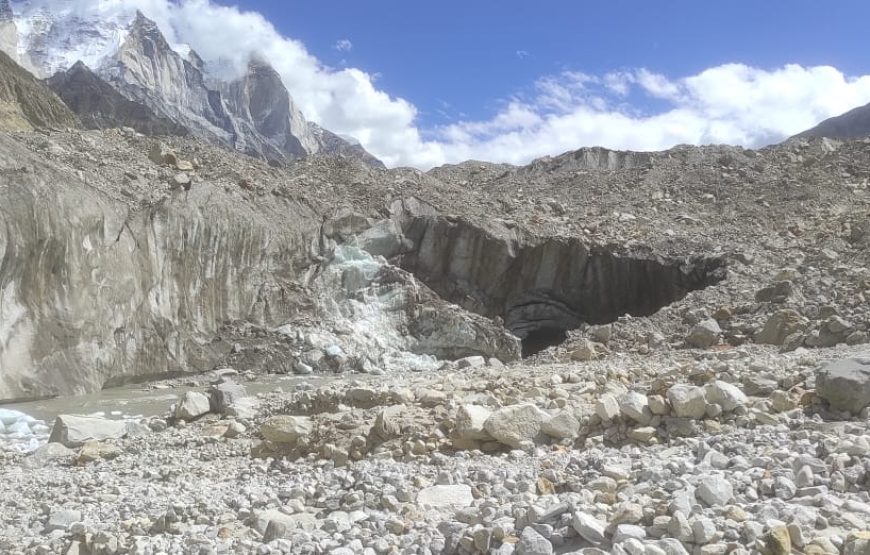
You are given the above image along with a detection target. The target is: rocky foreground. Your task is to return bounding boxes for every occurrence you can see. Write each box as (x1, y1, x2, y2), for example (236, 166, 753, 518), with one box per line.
(2, 344, 870, 555)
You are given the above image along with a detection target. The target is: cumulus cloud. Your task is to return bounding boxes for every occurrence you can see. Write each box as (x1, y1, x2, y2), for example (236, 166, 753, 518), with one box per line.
(429, 64, 870, 166)
(12, 0, 870, 169)
(334, 39, 352, 52)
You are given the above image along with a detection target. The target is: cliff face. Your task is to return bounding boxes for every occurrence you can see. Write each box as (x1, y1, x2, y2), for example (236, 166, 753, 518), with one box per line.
(0, 134, 317, 401)
(46, 61, 189, 136)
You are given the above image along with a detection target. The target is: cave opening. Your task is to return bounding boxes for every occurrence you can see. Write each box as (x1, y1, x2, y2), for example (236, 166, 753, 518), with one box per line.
(395, 214, 729, 359)
(521, 327, 569, 358)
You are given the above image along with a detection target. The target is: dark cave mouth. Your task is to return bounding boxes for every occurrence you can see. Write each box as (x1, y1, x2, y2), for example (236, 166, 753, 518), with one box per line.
(521, 327, 570, 358)
(394, 213, 729, 360)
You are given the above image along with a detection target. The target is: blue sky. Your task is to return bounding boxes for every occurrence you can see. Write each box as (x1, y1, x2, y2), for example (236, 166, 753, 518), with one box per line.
(31, 0, 870, 167)
(231, 0, 870, 130)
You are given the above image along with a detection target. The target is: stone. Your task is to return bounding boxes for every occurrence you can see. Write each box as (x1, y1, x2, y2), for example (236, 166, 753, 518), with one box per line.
(454, 405, 493, 441)
(260, 416, 314, 444)
(175, 391, 211, 421)
(48, 415, 128, 448)
(667, 385, 708, 419)
(210, 382, 247, 415)
(704, 380, 748, 412)
(416, 485, 474, 507)
(571, 512, 606, 544)
(817, 354, 870, 414)
(225, 397, 258, 420)
(251, 509, 318, 535)
(595, 394, 620, 421)
(696, 475, 733, 506)
(484, 404, 548, 448)
(656, 539, 690, 555)
(373, 406, 404, 441)
(765, 526, 791, 555)
(628, 426, 657, 443)
(757, 309, 808, 345)
(687, 319, 721, 348)
(618, 391, 652, 424)
(612, 524, 646, 543)
(693, 517, 717, 544)
(517, 526, 553, 555)
(45, 508, 82, 532)
(571, 339, 597, 362)
(77, 441, 121, 463)
(844, 531, 870, 555)
(456, 356, 487, 369)
(755, 281, 796, 303)
(541, 411, 580, 439)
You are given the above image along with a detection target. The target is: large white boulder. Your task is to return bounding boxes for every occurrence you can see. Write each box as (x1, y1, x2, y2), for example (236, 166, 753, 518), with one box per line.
(48, 415, 128, 448)
(667, 385, 708, 419)
(260, 416, 314, 445)
(484, 404, 548, 448)
(416, 485, 474, 508)
(454, 405, 493, 441)
(175, 391, 211, 421)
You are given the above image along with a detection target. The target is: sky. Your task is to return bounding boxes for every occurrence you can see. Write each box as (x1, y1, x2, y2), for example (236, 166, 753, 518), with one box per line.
(19, 0, 870, 168)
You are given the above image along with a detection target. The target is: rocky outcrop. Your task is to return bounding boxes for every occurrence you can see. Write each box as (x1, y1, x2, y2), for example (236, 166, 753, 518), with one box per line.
(0, 50, 78, 131)
(0, 0, 17, 64)
(46, 62, 189, 136)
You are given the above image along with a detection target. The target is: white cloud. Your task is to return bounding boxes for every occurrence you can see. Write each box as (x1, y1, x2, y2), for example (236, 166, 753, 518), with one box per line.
(12, 0, 870, 169)
(429, 64, 870, 166)
(516, 50, 530, 59)
(334, 39, 352, 52)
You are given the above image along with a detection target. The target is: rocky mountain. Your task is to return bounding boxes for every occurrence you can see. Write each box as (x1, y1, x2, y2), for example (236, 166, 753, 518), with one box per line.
(0, 48, 77, 130)
(1, 4, 382, 166)
(793, 100, 870, 140)
(46, 61, 188, 136)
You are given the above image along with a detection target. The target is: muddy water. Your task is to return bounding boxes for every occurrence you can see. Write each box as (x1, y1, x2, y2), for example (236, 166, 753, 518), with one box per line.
(5, 374, 338, 424)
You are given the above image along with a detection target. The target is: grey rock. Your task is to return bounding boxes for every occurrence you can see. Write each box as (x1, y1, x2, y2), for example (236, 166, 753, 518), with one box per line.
(260, 415, 313, 444)
(571, 512, 606, 544)
(416, 485, 473, 508)
(175, 391, 210, 421)
(667, 385, 708, 419)
(484, 404, 548, 448)
(696, 475, 733, 506)
(817, 354, 870, 414)
(687, 319, 721, 348)
(517, 526, 554, 555)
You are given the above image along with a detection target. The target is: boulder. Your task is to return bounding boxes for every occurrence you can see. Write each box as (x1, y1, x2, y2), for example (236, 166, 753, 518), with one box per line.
(517, 526, 554, 555)
(572, 512, 606, 544)
(704, 380, 748, 412)
(416, 485, 474, 508)
(541, 411, 581, 439)
(484, 404, 548, 448)
(686, 319, 721, 348)
(44, 508, 82, 533)
(696, 475, 733, 506)
(210, 382, 247, 414)
(756, 309, 808, 346)
(260, 416, 314, 444)
(454, 405, 493, 441)
(595, 394, 620, 421)
(174, 391, 211, 421)
(817, 355, 870, 414)
(48, 415, 128, 448)
(618, 391, 652, 424)
(667, 385, 708, 419)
